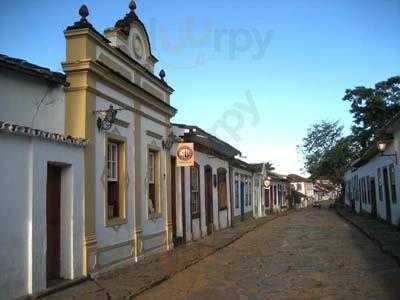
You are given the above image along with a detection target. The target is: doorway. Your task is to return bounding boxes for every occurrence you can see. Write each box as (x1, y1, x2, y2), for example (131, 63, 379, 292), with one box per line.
(171, 157, 177, 240)
(265, 188, 270, 209)
(240, 181, 245, 221)
(204, 166, 213, 235)
(370, 177, 377, 218)
(383, 167, 392, 223)
(46, 165, 62, 286)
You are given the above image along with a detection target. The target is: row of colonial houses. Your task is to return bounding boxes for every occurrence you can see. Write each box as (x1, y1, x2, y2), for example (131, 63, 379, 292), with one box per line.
(344, 113, 400, 226)
(0, 2, 327, 299)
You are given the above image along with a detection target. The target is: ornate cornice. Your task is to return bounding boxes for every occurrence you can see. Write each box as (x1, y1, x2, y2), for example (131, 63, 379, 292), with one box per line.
(0, 121, 87, 147)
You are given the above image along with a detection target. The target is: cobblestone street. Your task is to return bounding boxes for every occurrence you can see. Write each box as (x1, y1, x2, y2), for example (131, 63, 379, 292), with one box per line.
(137, 206, 400, 300)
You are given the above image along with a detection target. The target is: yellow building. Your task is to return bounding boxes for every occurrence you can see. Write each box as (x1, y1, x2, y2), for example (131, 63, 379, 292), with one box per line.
(63, 1, 177, 274)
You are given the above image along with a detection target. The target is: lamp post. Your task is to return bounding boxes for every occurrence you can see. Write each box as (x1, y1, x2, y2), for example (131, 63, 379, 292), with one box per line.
(377, 140, 398, 164)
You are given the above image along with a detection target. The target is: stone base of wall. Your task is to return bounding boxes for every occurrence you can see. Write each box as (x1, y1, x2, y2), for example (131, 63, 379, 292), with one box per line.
(232, 212, 253, 224)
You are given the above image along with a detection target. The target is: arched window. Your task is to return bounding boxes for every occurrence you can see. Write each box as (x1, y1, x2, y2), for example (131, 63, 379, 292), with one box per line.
(217, 168, 228, 210)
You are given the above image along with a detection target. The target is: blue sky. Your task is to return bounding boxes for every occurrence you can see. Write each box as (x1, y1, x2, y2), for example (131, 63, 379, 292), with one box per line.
(1, 0, 399, 174)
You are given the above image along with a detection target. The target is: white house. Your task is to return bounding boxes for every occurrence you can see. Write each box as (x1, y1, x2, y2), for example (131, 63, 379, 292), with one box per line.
(344, 115, 400, 226)
(0, 55, 86, 299)
(170, 124, 240, 243)
(288, 174, 314, 208)
(231, 159, 255, 223)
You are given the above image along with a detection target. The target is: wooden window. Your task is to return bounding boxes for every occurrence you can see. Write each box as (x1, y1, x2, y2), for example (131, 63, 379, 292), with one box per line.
(190, 165, 200, 218)
(148, 149, 160, 217)
(377, 168, 383, 202)
(218, 168, 228, 210)
(273, 185, 277, 205)
(389, 164, 397, 203)
(106, 140, 125, 221)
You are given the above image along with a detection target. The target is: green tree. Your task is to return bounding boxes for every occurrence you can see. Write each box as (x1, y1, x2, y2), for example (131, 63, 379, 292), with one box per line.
(299, 120, 343, 176)
(343, 76, 400, 155)
(312, 136, 356, 186)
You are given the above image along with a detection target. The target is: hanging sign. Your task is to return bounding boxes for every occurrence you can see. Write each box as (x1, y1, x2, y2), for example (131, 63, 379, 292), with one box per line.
(176, 143, 195, 167)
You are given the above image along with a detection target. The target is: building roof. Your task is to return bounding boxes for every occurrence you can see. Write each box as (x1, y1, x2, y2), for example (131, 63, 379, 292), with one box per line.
(172, 123, 241, 158)
(287, 174, 313, 183)
(0, 53, 66, 86)
(231, 158, 257, 172)
(266, 171, 289, 182)
(0, 121, 87, 147)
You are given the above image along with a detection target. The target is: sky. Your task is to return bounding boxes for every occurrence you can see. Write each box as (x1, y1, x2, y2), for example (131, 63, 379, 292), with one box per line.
(1, 0, 399, 175)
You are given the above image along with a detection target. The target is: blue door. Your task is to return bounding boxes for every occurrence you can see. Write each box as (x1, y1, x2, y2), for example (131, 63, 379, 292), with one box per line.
(240, 182, 245, 220)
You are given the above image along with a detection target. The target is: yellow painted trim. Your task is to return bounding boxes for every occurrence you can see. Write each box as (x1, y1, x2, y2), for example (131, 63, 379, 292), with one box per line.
(64, 28, 173, 95)
(63, 60, 176, 117)
(67, 85, 171, 127)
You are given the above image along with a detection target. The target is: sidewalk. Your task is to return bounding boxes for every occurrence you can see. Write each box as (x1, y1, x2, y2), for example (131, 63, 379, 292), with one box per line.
(336, 205, 400, 266)
(41, 213, 283, 300)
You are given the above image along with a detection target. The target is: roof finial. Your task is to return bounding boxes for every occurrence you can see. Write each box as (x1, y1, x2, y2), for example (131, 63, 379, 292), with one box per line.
(79, 4, 89, 20)
(159, 69, 166, 81)
(129, 0, 137, 12)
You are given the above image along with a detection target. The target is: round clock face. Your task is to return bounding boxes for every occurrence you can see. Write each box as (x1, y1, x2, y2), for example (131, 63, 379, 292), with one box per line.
(133, 36, 144, 59)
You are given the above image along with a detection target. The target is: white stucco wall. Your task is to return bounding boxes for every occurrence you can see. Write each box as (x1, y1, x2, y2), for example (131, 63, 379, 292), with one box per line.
(344, 142, 400, 225)
(93, 82, 171, 266)
(171, 126, 232, 242)
(0, 69, 65, 134)
(232, 167, 254, 218)
(0, 133, 84, 299)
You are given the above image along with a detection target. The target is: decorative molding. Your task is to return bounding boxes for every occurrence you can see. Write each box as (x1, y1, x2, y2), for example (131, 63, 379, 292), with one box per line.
(146, 130, 163, 140)
(0, 121, 87, 147)
(115, 118, 130, 128)
(68, 85, 171, 127)
(97, 239, 133, 254)
(142, 230, 166, 241)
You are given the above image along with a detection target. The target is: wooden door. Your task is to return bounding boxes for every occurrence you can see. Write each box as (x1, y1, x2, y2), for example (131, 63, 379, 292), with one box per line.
(265, 188, 270, 208)
(383, 167, 392, 223)
(204, 166, 213, 234)
(46, 165, 61, 283)
(181, 167, 186, 242)
(171, 157, 177, 238)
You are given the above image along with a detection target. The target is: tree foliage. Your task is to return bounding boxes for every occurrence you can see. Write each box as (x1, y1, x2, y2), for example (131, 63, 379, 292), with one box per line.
(312, 136, 357, 185)
(343, 76, 400, 155)
(299, 120, 343, 176)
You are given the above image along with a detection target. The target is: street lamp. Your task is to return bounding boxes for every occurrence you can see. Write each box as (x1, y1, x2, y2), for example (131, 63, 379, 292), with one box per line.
(377, 140, 387, 153)
(377, 140, 398, 164)
(94, 105, 124, 131)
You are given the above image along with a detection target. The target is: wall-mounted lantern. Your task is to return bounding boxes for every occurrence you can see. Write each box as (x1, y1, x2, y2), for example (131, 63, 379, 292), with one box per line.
(94, 105, 124, 131)
(162, 132, 183, 150)
(377, 140, 398, 164)
(263, 176, 272, 190)
(213, 174, 218, 188)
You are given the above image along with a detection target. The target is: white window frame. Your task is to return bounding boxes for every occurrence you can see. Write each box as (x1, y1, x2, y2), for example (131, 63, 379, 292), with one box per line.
(107, 142, 119, 182)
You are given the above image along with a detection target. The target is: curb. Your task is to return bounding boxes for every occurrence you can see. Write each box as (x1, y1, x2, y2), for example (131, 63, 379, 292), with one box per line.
(335, 208, 400, 267)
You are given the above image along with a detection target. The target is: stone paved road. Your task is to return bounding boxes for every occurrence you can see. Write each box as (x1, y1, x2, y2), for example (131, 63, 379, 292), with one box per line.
(136, 206, 400, 300)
